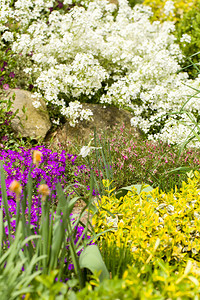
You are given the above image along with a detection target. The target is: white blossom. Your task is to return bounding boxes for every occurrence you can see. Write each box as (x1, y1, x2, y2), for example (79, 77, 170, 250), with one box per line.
(32, 100, 41, 109)
(79, 143, 102, 158)
(163, 1, 175, 16)
(1, 31, 14, 42)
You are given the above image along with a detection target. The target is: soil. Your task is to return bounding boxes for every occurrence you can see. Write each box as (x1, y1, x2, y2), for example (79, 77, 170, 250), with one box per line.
(72, 199, 93, 228)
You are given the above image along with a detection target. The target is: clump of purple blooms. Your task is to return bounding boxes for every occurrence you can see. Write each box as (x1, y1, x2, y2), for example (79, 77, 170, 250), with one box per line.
(0, 145, 94, 273)
(0, 145, 78, 230)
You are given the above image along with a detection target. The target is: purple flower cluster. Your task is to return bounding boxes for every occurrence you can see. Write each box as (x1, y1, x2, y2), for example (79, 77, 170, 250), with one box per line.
(49, 0, 65, 12)
(0, 59, 15, 89)
(0, 145, 77, 229)
(0, 145, 94, 274)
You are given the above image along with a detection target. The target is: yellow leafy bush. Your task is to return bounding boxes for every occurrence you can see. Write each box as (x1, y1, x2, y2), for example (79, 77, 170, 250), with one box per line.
(143, 0, 197, 22)
(93, 172, 200, 268)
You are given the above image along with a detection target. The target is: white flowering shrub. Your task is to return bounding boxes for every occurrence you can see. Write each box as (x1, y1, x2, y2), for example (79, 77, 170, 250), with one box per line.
(1, 0, 200, 144)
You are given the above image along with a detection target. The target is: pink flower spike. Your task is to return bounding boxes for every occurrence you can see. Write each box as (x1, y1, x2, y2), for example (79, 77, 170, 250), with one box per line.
(3, 83, 9, 90)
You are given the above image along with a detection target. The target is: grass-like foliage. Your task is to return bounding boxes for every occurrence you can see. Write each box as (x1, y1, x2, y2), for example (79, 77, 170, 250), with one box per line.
(0, 148, 109, 299)
(68, 124, 200, 193)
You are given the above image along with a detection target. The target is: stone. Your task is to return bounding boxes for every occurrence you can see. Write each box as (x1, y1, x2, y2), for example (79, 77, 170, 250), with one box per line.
(3, 89, 51, 140)
(109, 0, 118, 4)
(46, 103, 140, 146)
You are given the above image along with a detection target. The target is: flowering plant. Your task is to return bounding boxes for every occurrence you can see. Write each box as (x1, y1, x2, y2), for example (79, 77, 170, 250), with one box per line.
(0, 147, 109, 297)
(2, 0, 200, 146)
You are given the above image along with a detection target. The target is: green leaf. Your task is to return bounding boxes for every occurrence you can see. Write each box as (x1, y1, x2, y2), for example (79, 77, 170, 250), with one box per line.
(166, 166, 194, 175)
(79, 245, 109, 282)
(115, 184, 154, 199)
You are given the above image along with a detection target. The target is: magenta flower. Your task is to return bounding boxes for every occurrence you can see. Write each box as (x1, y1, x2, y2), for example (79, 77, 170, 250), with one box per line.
(57, 1, 63, 8)
(9, 72, 15, 78)
(2, 136, 8, 142)
(3, 83, 9, 90)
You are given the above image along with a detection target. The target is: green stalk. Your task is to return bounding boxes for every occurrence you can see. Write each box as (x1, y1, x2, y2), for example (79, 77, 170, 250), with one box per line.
(0, 210, 3, 257)
(0, 162, 12, 245)
(67, 220, 85, 289)
(26, 164, 33, 226)
(41, 200, 49, 273)
(20, 192, 31, 260)
(54, 182, 85, 288)
(15, 200, 20, 230)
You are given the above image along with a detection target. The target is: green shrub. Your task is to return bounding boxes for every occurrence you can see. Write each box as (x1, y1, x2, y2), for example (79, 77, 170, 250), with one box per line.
(175, 1, 200, 78)
(76, 259, 200, 299)
(93, 173, 200, 273)
(75, 176, 200, 298)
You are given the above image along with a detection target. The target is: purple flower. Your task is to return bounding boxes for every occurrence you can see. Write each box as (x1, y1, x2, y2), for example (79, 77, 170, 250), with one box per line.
(3, 83, 9, 90)
(3, 120, 10, 126)
(0, 76, 4, 83)
(28, 84, 34, 91)
(5, 111, 13, 116)
(2, 136, 8, 142)
(57, 1, 64, 8)
(9, 72, 15, 78)
(68, 263, 74, 270)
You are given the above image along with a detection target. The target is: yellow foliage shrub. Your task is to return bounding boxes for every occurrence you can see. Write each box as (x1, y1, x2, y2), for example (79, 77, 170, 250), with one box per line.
(143, 0, 197, 22)
(93, 172, 200, 268)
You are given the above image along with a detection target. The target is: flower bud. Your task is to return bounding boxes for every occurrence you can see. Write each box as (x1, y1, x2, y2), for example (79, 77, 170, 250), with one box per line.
(33, 150, 42, 167)
(9, 180, 22, 201)
(38, 184, 50, 201)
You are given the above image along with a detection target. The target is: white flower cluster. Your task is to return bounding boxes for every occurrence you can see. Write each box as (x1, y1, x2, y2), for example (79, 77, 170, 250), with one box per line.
(163, 0, 175, 16)
(1, 30, 14, 42)
(2, 0, 200, 146)
(180, 33, 192, 47)
(180, 33, 191, 44)
(32, 100, 41, 109)
(60, 101, 93, 127)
